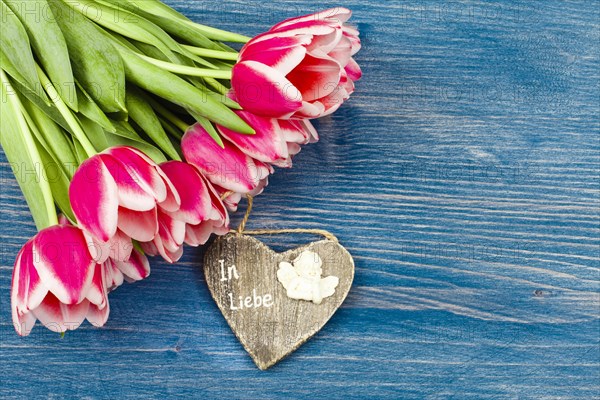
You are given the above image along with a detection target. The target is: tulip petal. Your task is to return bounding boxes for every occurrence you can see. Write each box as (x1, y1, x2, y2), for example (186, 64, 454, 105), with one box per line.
(140, 241, 159, 257)
(287, 142, 302, 156)
(268, 20, 342, 55)
(157, 211, 186, 253)
(248, 176, 269, 197)
(12, 241, 48, 313)
(83, 230, 110, 264)
(87, 301, 110, 328)
(99, 154, 156, 212)
(13, 309, 36, 337)
(32, 226, 96, 305)
(270, 7, 352, 31)
(185, 223, 214, 247)
(152, 233, 184, 263)
(33, 293, 90, 333)
(115, 249, 150, 281)
(203, 176, 229, 225)
(117, 207, 158, 242)
(58, 215, 70, 226)
(160, 161, 211, 225)
(103, 258, 124, 292)
(182, 124, 261, 193)
(278, 119, 311, 144)
(269, 20, 339, 38)
(86, 264, 107, 308)
(295, 101, 325, 118)
(315, 85, 348, 117)
(286, 54, 341, 102)
(307, 29, 342, 56)
(303, 120, 319, 143)
(127, 146, 181, 212)
(219, 112, 288, 163)
(104, 147, 167, 202)
(70, 156, 119, 242)
(345, 57, 362, 81)
(157, 172, 181, 213)
(218, 188, 242, 212)
(232, 61, 302, 119)
(240, 35, 310, 76)
(140, 241, 160, 257)
(109, 229, 134, 262)
(343, 28, 361, 56)
(328, 35, 353, 68)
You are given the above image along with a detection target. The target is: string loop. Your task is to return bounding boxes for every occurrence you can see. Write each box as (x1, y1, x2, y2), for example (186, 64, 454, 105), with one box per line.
(223, 194, 338, 242)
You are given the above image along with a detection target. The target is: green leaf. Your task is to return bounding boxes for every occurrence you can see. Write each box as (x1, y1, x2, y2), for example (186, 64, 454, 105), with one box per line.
(158, 117, 183, 140)
(34, 135, 76, 222)
(72, 138, 89, 165)
(116, 0, 249, 42)
(0, 70, 56, 229)
(111, 120, 143, 141)
(202, 77, 230, 95)
(8, 77, 71, 132)
(194, 116, 224, 148)
(89, 0, 216, 68)
(79, 115, 109, 152)
(111, 42, 254, 135)
(192, 83, 242, 110)
(126, 87, 181, 160)
(49, 0, 127, 113)
(0, 0, 48, 103)
(75, 81, 116, 133)
(132, 38, 216, 70)
(102, 0, 222, 49)
(20, 95, 79, 179)
(103, 130, 167, 164)
(6, 0, 78, 111)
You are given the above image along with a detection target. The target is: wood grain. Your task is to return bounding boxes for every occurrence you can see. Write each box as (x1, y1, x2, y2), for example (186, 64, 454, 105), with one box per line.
(204, 234, 354, 370)
(1, 0, 599, 398)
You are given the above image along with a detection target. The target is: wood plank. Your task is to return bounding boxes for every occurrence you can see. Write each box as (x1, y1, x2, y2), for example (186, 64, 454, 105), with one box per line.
(0, 0, 598, 398)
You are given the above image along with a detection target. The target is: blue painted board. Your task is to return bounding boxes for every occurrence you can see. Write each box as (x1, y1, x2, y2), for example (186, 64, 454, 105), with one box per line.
(1, 1, 599, 398)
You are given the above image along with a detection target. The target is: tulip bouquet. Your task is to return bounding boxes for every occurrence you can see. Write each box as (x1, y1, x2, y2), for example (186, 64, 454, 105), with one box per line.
(1, 1, 361, 336)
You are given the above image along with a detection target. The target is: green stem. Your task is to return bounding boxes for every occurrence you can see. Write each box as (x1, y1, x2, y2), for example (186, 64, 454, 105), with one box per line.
(181, 20, 251, 43)
(181, 46, 239, 61)
(0, 69, 58, 227)
(136, 54, 233, 79)
(35, 64, 97, 158)
(150, 101, 189, 132)
(159, 118, 183, 140)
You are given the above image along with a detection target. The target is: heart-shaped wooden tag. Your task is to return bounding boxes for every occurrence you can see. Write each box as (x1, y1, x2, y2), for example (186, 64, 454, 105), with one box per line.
(204, 233, 354, 370)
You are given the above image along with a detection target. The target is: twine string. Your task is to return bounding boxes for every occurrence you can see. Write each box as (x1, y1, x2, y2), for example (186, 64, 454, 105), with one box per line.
(220, 193, 338, 242)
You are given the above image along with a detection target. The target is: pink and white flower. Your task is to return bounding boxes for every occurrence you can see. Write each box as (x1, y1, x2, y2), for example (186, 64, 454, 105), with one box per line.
(182, 123, 271, 196)
(231, 7, 362, 119)
(11, 223, 151, 336)
(218, 109, 319, 168)
(69, 146, 180, 249)
(141, 161, 230, 262)
(11, 225, 104, 335)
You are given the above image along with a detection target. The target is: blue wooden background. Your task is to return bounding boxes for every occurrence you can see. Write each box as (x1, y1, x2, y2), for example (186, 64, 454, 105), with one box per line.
(1, 0, 599, 398)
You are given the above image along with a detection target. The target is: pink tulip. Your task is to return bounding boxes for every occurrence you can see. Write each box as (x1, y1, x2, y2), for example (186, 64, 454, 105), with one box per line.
(11, 224, 151, 336)
(231, 7, 362, 119)
(69, 146, 180, 246)
(141, 161, 230, 262)
(182, 124, 271, 195)
(58, 214, 150, 281)
(11, 225, 104, 335)
(218, 109, 319, 168)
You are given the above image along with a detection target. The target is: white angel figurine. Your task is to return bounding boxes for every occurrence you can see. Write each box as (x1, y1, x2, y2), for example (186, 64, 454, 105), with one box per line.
(277, 251, 339, 304)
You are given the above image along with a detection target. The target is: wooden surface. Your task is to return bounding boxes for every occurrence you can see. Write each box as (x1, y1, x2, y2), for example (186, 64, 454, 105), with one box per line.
(1, 0, 599, 398)
(204, 235, 354, 370)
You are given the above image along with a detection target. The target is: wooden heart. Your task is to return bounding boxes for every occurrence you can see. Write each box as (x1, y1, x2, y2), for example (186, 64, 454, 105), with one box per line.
(203, 233, 354, 370)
